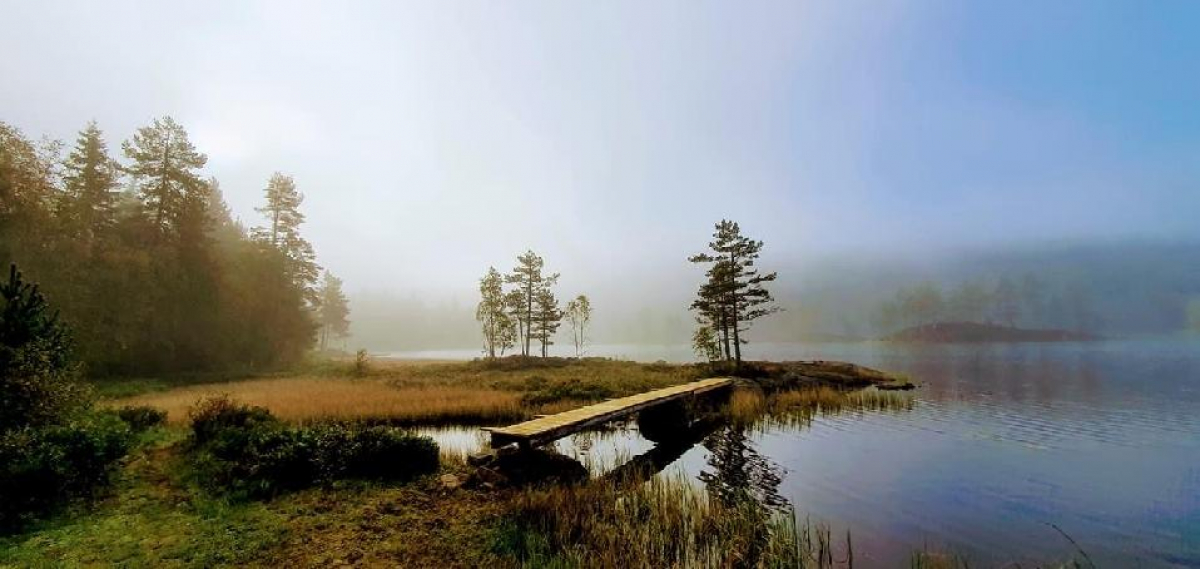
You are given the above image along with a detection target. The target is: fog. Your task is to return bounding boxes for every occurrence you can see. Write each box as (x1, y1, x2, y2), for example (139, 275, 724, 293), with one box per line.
(3, 1, 1198, 352)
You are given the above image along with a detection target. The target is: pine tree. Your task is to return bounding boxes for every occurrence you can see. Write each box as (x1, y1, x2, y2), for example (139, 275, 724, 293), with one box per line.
(505, 250, 558, 356)
(1, 264, 88, 432)
(476, 267, 514, 358)
(317, 270, 351, 351)
(61, 121, 119, 241)
(689, 220, 779, 366)
(253, 172, 319, 302)
(531, 287, 562, 357)
(565, 294, 592, 357)
(122, 117, 207, 235)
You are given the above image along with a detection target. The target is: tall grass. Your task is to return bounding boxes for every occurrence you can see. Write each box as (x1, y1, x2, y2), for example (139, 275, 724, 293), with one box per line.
(496, 474, 860, 568)
(108, 377, 526, 426)
(723, 385, 915, 431)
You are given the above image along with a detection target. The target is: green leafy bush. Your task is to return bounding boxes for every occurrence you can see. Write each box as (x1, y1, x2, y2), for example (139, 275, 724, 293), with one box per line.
(0, 413, 132, 530)
(115, 405, 167, 432)
(188, 395, 277, 446)
(187, 398, 439, 498)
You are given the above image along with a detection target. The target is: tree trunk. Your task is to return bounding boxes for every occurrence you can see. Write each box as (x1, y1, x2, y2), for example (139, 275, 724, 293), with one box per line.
(729, 251, 742, 366)
(524, 283, 533, 356)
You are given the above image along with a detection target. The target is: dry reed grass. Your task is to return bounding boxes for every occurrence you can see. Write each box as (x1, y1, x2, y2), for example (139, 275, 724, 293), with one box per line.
(502, 474, 852, 568)
(107, 376, 526, 426)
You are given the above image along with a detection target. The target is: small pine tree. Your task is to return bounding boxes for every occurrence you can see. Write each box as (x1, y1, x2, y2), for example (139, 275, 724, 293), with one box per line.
(532, 288, 563, 358)
(318, 270, 351, 351)
(476, 267, 514, 358)
(565, 294, 592, 357)
(0, 264, 88, 432)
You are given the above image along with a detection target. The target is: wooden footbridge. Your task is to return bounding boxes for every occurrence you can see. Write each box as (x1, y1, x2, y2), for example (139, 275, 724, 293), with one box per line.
(483, 377, 735, 449)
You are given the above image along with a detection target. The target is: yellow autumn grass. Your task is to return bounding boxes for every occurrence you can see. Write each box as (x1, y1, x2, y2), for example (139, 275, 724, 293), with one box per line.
(726, 387, 768, 424)
(109, 376, 526, 426)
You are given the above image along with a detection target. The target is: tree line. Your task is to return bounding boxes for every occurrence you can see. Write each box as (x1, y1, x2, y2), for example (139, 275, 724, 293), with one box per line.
(872, 275, 1098, 334)
(476, 250, 591, 358)
(0, 118, 350, 375)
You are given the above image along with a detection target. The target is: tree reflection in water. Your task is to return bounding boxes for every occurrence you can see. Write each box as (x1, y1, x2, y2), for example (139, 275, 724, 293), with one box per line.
(700, 424, 788, 511)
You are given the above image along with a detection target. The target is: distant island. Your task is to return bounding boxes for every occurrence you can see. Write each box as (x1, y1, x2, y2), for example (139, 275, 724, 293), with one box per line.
(885, 322, 1101, 343)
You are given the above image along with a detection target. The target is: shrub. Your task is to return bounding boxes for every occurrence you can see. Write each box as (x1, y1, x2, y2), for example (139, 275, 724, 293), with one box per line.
(341, 426, 439, 480)
(354, 349, 370, 377)
(188, 395, 277, 446)
(115, 405, 167, 432)
(521, 378, 616, 406)
(186, 399, 439, 498)
(0, 413, 132, 531)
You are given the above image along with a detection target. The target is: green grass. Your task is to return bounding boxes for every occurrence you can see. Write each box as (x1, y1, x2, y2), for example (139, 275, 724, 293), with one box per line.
(0, 427, 508, 568)
(0, 430, 287, 567)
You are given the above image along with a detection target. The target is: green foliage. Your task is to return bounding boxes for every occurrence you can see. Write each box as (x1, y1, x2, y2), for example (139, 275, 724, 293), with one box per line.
(520, 377, 618, 406)
(253, 172, 319, 303)
(505, 250, 561, 357)
(115, 405, 167, 432)
(477, 266, 515, 358)
(186, 396, 438, 498)
(692, 325, 722, 363)
(689, 220, 779, 365)
(1, 119, 319, 376)
(187, 395, 278, 446)
(317, 270, 351, 351)
(0, 413, 133, 531)
(565, 294, 592, 357)
(0, 265, 89, 432)
(0, 263, 135, 531)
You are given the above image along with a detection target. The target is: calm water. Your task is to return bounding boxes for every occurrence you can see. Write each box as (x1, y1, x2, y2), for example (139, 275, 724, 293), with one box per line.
(406, 339, 1200, 567)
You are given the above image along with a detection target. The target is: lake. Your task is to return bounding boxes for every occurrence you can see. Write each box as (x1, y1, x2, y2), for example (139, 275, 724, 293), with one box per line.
(402, 339, 1200, 567)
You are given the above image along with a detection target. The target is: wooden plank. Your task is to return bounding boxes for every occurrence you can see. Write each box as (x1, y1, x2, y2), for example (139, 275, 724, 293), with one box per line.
(484, 377, 734, 448)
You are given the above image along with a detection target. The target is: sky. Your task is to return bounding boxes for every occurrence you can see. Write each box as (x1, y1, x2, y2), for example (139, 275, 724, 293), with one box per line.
(2, 1, 1198, 304)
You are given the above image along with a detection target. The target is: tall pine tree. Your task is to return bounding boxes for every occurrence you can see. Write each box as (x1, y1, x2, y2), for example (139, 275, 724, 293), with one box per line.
(253, 172, 319, 302)
(61, 122, 119, 242)
(505, 250, 558, 356)
(689, 220, 779, 366)
(532, 287, 562, 357)
(122, 116, 207, 236)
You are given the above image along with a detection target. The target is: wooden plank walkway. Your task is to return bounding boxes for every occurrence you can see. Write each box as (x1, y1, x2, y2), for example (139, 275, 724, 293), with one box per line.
(483, 377, 734, 448)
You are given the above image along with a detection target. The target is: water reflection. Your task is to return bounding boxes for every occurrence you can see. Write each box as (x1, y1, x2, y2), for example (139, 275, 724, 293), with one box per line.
(419, 340, 1200, 567)
(700, 425, 788, 511)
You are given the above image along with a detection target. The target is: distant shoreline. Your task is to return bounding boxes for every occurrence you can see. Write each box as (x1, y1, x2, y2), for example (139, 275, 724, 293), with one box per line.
(884, 321, 1101, 343)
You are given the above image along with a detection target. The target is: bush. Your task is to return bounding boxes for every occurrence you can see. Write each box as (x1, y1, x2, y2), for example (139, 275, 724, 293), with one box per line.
(0, 412, 133, 531)
(188, 395, 277, 446)
(341, 426, 439, 480)
(115, 405, 167, 432)
(521, 378, 616, 406)
(187, 399, 439, 498)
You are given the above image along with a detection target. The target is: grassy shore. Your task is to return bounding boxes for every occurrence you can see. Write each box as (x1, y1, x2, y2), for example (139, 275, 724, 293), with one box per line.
(1, 357, 984, 567)
(101, 356, 912, 428)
